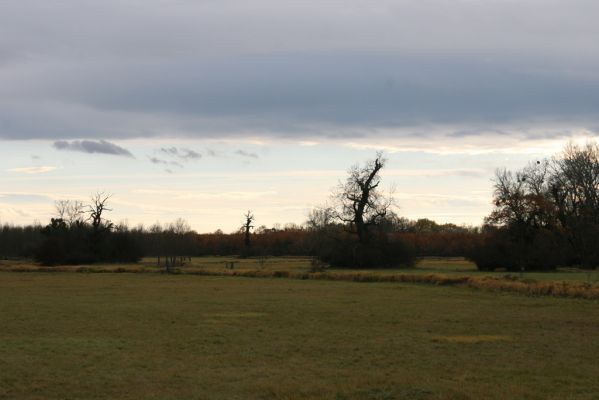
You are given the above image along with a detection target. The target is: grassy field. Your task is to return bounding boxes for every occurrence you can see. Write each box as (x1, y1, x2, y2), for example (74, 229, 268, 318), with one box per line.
(184, 256, 599, 282)
(3, 256, 598, 283)
(1, 272, 598, 399)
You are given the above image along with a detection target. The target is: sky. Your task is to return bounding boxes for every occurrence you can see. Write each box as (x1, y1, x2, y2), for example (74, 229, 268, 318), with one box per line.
(1, 0, 598, 232)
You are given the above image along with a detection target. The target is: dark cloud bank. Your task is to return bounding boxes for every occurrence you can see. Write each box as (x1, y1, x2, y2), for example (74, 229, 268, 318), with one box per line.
(1, 0, 599, 142)
(53, 140, 134, 157)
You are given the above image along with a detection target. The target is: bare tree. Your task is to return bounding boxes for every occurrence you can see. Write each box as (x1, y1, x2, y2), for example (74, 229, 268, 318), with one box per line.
(486, 162, 556, 271)
(487, 161, 555, 230)
(170, 218, 191, 235)
(482, 142, 599, 269)
(549, 142, 599, 267)
(243, 210, 254, 247)
(162, 218, 192, 271)
(334, 152, 394, 243)
(54, 200, 70, 221)
(55, 200, 88, 226)
(305, 206, 335, 230)
(70, 201, 86, 226)
(67, 201, 86, 226)
(88, 192, 114, 236)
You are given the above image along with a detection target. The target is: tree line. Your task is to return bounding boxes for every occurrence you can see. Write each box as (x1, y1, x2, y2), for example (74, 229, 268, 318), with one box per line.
(1, 142, 598, 270)
(471, 142, 599, 271)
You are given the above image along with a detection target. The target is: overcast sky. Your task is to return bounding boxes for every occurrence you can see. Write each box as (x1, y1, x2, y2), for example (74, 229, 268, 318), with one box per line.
(1, 0, 598, 231)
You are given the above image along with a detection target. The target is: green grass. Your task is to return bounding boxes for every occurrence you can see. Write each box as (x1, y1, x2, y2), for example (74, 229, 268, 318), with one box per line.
(178, 256, 599, 282)
(1, 272, 598, 399)
(3, 256, 598, 283)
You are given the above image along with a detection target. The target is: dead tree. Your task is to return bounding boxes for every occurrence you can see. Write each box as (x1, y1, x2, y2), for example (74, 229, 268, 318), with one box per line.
(88, 192, 114, 237)
(243, 210, 254, 247)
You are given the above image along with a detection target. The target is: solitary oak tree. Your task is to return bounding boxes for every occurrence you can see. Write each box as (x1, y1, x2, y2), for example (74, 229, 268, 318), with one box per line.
(334, 152, 394, 243)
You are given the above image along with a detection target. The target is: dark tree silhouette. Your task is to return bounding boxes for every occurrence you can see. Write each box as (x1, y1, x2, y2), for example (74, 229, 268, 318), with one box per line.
(243, 210, 254, 247)
(89, 192, 114, 236)
(308, 153, 413, 268)
(335, 152, 393, 243)
(473, 142, 599, 271)
(549, 142, 599, 268)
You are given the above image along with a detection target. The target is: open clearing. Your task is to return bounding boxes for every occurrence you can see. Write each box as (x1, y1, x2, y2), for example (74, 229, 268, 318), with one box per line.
(1, 272, 598, 399)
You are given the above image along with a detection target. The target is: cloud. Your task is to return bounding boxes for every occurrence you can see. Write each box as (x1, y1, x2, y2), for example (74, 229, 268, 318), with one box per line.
(0, 193, 53, 203)
(8, 166, 57, 174)
(385, 168, 487, 178)
(1, 0, 599, 149)
(132, 189, 277, 201)
(149, 156, 182, 168)
(148, 147, 201, 172)
(159, 147, 201, 161)
(53, 140, 134, 157)
(235, 150, 259, 159)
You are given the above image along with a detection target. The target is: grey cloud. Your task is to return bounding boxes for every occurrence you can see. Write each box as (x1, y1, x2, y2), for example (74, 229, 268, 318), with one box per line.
(448, 129, 509, 138)
(149, 156, 182, 168)
(149, 147, 200, 170)
(2, 1, 599, 142)
(53, 140, 134, 157)
(149, 157, 165, 164)
(159, 147, 201, 161)
(235, 150, 259, 159)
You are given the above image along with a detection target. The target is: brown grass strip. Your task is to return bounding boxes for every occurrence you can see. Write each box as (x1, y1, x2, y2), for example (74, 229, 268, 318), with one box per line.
(2, 265, 598, 300)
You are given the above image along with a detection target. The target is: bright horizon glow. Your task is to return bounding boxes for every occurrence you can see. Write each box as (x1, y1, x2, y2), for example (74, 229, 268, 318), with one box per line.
(1, 136, 590, 233)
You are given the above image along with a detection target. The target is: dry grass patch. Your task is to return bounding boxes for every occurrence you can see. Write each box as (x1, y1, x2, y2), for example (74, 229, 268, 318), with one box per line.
(2, 257, 599, 300)
(432, 335, 512, 343)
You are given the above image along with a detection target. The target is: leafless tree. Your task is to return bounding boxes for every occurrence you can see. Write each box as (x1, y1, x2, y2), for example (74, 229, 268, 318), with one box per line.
(486, 142, 599, 269)
(88, 192, 114, 236)
(550, 142, 599, 222)
(162, 218, 192, 271)
(55, 199, 87, 227)
(486, 162, 556, 271)
(305, 206, 335, 230)
(243, 210, 254, 247)
(169, 218, 191, 235)
(54, 200, 70, 221)
(334, 152, 394, 243)
(67, 201, 86, 226)
(487, 161, 555, 230)
(549, 142, 599, 267)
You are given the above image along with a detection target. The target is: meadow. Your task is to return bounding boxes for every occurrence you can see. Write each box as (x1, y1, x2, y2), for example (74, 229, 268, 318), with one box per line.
(1, 263, 598, 399)
(3, 256, 598, 282)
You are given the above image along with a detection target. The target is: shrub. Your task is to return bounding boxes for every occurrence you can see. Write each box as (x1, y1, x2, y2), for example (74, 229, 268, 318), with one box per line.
(316, 229, 415, 268)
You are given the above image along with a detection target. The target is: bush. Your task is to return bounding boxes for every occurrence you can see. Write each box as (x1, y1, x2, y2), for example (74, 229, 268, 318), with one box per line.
(467, 227, 569, 272)
(316, 229, 415, 268)
(34, 219, 144, 265)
